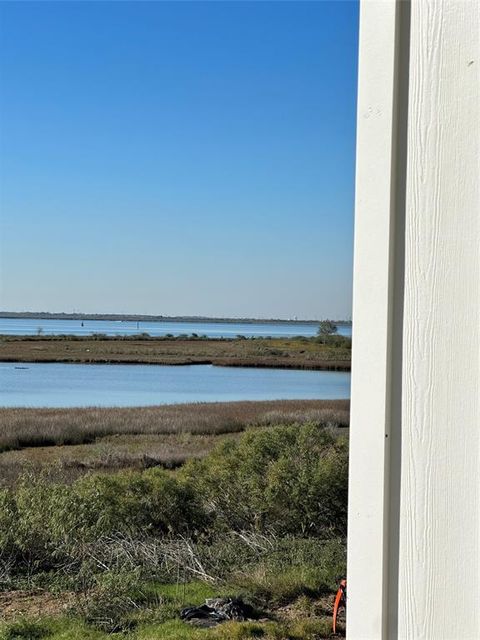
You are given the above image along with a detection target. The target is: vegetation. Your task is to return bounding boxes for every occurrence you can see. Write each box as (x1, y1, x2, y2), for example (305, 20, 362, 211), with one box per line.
(0, 335, 351, 370)
(317, 322, 337, 337)
(183, 424, 348, 537)
(0, 614, 339, 640)
(0, 400, 349, 485)
(0, 412, 348, 638)
(0, 426, 347, 566)
(316, 323, 340, 348)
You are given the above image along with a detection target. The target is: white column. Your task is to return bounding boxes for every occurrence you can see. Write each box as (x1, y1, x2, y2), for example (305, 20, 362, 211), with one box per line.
(347, 1, 480, 638)
(347, 0, 404, 637)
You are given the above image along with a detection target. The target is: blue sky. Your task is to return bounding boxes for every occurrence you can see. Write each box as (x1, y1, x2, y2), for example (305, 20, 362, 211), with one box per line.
(0, 1, 358, 320)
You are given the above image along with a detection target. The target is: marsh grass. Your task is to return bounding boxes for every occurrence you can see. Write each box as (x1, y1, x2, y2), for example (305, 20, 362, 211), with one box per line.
(0, 400, 349, 454)
(0, 335, 351, 369)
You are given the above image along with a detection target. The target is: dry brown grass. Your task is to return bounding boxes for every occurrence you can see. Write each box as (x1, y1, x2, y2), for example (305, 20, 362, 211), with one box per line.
(0, 590, 75, 622)
(0, 335, 351, 370)
(0, 433, 223, 485)
(0, 399, 349, 452)
(0, 400, 349, 484)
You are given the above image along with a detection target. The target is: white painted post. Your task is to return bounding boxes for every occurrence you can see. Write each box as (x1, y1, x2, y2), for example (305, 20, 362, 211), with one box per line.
(347, 0, 403, 637)
(347, 1, 480, 638)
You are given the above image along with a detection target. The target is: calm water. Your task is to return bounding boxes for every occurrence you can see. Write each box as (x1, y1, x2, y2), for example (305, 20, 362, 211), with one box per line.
(0, 317, 352, 338)
(0, 362, 351, 408)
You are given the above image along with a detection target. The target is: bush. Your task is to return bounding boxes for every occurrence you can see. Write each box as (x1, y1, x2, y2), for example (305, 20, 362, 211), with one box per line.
(0, 619, 52, 640)
(67, 468, 207, 541)
(0, 489, 17, 551)
(183, 424, 348, 536)
(314, 334, 351, 349)
(3, 469, 208, 572)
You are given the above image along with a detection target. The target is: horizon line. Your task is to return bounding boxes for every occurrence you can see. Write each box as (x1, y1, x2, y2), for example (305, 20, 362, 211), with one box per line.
(0, 310, 352, 325)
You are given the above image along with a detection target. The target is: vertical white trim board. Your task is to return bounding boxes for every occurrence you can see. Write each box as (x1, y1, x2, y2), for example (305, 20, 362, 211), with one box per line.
(347, 0, 406, 637)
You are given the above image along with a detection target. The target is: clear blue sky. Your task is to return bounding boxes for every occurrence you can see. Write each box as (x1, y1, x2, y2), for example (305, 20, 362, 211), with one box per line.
(0, 1, 358, 320)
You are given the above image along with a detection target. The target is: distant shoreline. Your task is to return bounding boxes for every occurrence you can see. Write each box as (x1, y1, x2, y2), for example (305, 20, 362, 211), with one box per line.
(0, 335, 352, 372)
(0, 311, 352, 326)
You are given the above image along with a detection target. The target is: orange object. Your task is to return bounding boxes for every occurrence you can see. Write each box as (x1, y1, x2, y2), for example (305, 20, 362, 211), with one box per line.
(332, 579, 347, 634)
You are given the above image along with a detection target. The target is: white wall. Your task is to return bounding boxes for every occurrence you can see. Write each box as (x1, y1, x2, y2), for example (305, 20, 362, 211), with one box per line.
(347, 1, 480, 638)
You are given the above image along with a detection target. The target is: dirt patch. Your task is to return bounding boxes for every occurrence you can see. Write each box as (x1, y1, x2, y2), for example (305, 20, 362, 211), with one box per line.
(0, 590, 74, 621)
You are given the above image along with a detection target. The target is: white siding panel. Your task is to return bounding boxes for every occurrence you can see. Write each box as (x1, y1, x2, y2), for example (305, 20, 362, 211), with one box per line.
(399, 1, 480, 638)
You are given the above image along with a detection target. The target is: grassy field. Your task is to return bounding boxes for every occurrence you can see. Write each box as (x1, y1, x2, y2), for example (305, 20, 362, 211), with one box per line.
(0, 401, 348, 638)
(0, 400, 349, 484)
(0, 585, 343, 640)
(0, 335, 351, 370)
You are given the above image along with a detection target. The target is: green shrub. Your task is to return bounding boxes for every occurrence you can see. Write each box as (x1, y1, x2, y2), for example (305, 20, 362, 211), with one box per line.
(314, 334, 351, 349)
(183, 424, 348, 536)
(4, 468, 208, 571)
(67, 468, 207, 541)
(0, 619, 52, 640)
(0, 488, 17, 551)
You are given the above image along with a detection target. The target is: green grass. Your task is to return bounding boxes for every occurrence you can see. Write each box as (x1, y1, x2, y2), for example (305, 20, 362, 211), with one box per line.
(0, 576, 341, 638)
(0, 618, 105, 640)
(0, 615, 337, 640)
(152, 581, 227, 604)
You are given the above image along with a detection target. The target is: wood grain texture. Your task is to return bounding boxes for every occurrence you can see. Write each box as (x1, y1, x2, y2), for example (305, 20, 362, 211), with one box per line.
(399, 1, 480, 638)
